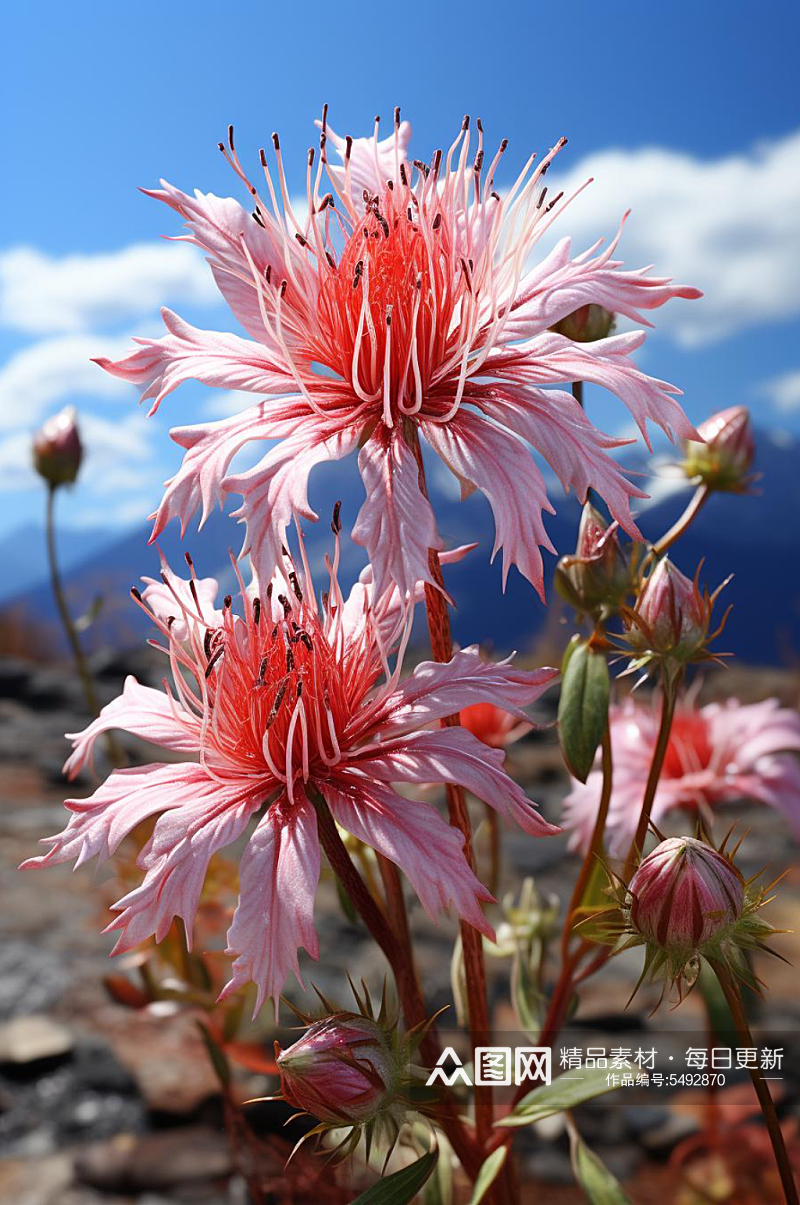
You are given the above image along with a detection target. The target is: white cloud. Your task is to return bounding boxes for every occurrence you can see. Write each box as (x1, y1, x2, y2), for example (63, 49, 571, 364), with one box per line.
(0, 333, 134, 429)
(0, 242, 219, 336)
(548, 129, 800, 347)
(758, 368, 800, 413)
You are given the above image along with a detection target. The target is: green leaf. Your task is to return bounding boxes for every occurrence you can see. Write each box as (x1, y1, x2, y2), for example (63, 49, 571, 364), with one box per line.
(558, 640, 609, 783)
(569, 1127, 632, 1204)
(351, 1150, 439, 1205)
(468, 1146, 508, 1205)
(496, 1067, 624, 1128)
(513, 948, 545, 1038)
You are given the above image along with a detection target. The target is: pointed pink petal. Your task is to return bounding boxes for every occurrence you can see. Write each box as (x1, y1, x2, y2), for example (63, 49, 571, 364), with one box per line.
(220, 794, 320, 1016)
(106, 784, 261, 954)
(352, 429, 442, 601)
(352, 727, 559, 837)
(143, 180, 297, 343)
(732, 757, 800, 838)
(19, 763, 213, 871)
(422, 412, 556, 596)
(469, 384, 646, 539)
(226, 422, 361, 589)
(94, 308, 293, 415)
(150, 399, 308, 540)
(372, 645, 559, 736)
(63, 676, 200, 779)
(506, 233, 701, 336)
(322, 776, 494, 938)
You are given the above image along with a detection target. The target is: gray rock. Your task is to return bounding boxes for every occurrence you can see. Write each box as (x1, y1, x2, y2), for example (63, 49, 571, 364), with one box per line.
(74, 1126, 234, 1193)
(0, 1016, 73, 1067)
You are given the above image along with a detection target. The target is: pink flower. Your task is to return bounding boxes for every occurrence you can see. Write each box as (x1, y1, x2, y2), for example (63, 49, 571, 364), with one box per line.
(95, 111, 700, 600)
(22, 536, 558, 1013)
(628, 835, 744, 957)
(562, 696, 800, 856)
(684, 405, 756, 492)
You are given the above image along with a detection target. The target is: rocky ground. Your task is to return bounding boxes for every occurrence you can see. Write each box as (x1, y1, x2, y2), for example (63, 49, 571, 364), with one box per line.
(1, 649, 799, 1204)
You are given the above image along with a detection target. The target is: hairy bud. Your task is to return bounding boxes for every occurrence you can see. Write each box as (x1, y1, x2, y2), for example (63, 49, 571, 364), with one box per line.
(33, 407, 83, 488)
(629, 558, 710, 664)
(684, 406, 755, 492)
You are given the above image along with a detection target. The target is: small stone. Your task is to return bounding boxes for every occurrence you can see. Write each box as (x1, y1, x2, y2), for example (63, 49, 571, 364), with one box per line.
(0, 1015, 73, 1067)
(74, 1126, 234, 1193)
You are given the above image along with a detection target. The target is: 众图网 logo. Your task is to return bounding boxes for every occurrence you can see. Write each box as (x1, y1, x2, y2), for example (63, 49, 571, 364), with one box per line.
(425, 1047, 552, 1087)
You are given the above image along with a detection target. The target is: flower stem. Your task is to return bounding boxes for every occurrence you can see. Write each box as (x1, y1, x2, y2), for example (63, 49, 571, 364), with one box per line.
(407, 428, 495, 1151)
(622, 679, 678, 880)
(310, 792, 483, 1180)
(562, 722, 613, 959)
(708, 960, 798, 1205)
(650, 483, 710, 559)
(45, 483, 122, 766)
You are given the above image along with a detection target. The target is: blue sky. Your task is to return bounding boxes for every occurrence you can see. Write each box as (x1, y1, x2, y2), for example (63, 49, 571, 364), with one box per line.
(2, 0, 800, 538)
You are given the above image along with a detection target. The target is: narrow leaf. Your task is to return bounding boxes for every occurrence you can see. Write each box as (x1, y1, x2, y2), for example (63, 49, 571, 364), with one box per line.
(496, 1067, 624, 1128)
(569, 1125, 632, 1204)
(558, 641, 609, 783)
(468, 1146, 508, 1205)
(351, 1150, 439, 1205)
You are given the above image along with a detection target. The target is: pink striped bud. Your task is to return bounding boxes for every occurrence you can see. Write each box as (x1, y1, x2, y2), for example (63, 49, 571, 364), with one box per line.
(632, 558, 709, 662)
(684, 406, 755, 491)
(276, 1013, 399, 1125)
(33, 407, 83, 487)
(629, 836, 744, 957)
(551, 303, 616, 343)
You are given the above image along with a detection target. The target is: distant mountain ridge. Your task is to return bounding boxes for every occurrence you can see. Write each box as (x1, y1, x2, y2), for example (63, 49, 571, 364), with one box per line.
(4, 428, 798, 666)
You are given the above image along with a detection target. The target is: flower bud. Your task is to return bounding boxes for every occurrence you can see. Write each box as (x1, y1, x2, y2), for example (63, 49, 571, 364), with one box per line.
(276, 1012, 399, 1125)
(628, 836, 744, 958)
(683, 406, 755, 492)
(630, 557, 709, 662)
(555, 503, 630, 616)
(551, 304, 616, 343)
(33, 407, 83, 487)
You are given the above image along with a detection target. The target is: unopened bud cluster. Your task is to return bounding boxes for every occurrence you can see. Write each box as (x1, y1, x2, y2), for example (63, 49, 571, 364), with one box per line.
(551, 303, 616, 343)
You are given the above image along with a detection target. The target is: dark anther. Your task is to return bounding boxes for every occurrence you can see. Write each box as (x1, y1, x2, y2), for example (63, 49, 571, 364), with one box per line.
(280, 280, 287, 299)
(299, 631, 313, 651)
(345, 135, 353, 159)
(279, 594, 292, 618)
(536, 187, 547, 210)
(184, 552, 194, 567)
(205, 647, 224, 678)
(477, 118, 484, 133)
(253, 598, 261, 626)
(413, 159, 430, 179)
(266, 583, 273, 600)
(308, 148, 314, 167)
(272, 132, 280, 151)
(399, 163, 408, 186)
(259, 147, 268, 166)
(286, 646, 295, 672)
(545, 191, 563, 213)
(332, 499, 342, 534)
(432, 213, 442, 231)
(266, 680, 287, 728)
(228, 125, 235, 149)
(130, 586, 142, 601)
(500, 138, 509, 153)
(474, 151, 484, 173)
(462, 115, 470, 130)
(394, 105, 401, 126)
(252, 211, 265, 227)
(431, 149, 442, 175)
(326, 251, 336, 269)
(265, 264, 272, 284)
(296, 680, 303, 699)
(296, 233, 308, 247)
(204, 628, 214, 660)
(223, 594, 232, 609)
(289, 571, 303, 602)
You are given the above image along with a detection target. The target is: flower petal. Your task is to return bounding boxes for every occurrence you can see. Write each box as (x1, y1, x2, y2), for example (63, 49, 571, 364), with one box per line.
(64, 676, 200, 780)
(422, 412, 556, 596)
(322, 776, 494, 938)
(19, 763, 214, 871)
(226, 422, 362, 588)
(352, 727, 559, 836)
(106, 784, 260, 953)
(469, 384, 646, 539)
(94, 308, 293, 415)
(370, 644, 558, 736)
(220, 794, 320, 1016)
(352, 429, 442, 601)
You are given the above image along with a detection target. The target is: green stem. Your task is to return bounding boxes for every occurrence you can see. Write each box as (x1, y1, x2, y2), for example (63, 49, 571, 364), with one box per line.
(709, 960, 798, 1205)
(45, 484, 122, 766)
(562, 722, 613, 957)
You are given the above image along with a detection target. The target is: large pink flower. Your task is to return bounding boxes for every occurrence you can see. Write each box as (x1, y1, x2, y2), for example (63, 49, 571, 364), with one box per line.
(95, 111, 701, 600)
(22, 540, 558, 1013)
(562, 696, 800, 856)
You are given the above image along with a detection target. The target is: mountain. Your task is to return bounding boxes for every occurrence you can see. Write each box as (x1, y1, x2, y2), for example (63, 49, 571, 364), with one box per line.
(3, 429, 798, 666)
(0, 523, 116, 603)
